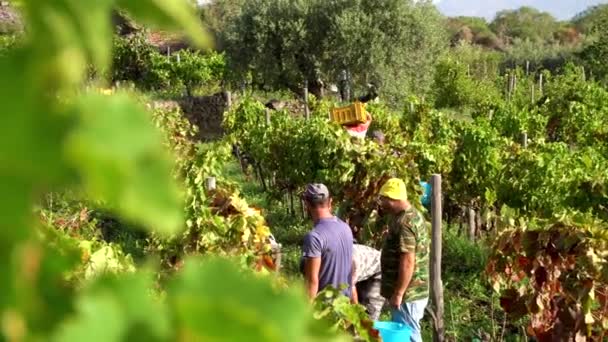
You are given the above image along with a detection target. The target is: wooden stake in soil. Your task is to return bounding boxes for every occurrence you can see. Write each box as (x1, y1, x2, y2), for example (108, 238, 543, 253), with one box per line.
(205, 177, 216, 191)
(225, 91, 232, 109)
(582, 66, 586, 82)
(304, 80, 310, 120)
(507, 73, 515, 101)
(468, 207, 476, 241)
(483, 60, 488, 79)
(476, 210, 482, 238)
(531, 84, 535, 103)
(265, 108, 271, 126)
(522, 132, 528, 148)
(430, 174, 445, 342)
(539, 73, 544, 95)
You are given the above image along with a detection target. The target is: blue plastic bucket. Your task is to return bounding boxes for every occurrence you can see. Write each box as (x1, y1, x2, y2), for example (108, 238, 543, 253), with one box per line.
(373, 321, 413, 342)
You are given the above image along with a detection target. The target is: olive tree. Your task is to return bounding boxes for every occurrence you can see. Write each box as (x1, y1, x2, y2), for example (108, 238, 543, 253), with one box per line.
(490, 7, 559, 44)
(216, 0, 447, 104)
(578, 7, 608, 84)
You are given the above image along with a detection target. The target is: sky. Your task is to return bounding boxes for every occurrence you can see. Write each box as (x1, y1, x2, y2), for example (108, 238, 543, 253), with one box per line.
(435, 0, 608, 20)
(194, 0, 607, 21)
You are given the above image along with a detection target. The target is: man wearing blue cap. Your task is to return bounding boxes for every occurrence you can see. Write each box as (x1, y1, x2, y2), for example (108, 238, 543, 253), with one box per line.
(301, 183, 354, 300)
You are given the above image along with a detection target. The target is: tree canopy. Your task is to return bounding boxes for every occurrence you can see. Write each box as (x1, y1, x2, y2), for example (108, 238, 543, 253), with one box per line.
(573, 4, 608, 34)
(490, 6, 559, 44)
(214, 0, 447, 103)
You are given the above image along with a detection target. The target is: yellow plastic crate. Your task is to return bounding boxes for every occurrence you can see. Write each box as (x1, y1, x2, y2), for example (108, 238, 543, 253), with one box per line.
(330, 102, 367, 125)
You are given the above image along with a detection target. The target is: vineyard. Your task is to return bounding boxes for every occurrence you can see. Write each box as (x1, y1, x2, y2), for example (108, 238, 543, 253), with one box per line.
(1, 0, 607, 341)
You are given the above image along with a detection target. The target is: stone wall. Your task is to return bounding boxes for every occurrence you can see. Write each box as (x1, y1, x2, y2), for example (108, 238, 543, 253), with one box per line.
(178, 92, 231, 141)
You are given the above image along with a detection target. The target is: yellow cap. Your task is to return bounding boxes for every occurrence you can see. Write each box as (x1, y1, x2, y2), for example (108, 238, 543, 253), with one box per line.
(379, 178, 407, 201)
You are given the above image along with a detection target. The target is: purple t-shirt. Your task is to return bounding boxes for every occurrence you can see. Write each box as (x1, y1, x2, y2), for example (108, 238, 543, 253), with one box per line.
(302, 216, 353, 296)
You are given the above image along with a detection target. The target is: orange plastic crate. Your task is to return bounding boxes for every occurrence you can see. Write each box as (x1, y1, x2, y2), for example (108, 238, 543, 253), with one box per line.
(330, 102, 367, 125)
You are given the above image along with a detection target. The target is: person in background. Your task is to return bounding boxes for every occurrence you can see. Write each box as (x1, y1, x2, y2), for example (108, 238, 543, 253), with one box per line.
(301, 184, 354, 300)
(351, 244, 385, 321)
(371, 130, 385, 145)
(377, 178, 430, 342)
(344, 113, 372, 139)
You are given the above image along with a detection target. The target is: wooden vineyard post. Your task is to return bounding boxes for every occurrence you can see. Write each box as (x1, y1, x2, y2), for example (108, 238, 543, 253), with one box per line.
(539, 74, 544, 96)
(476, 210, 482, 239)
(483, 60, 488, 79)
(468, 207, 476, 241)
(522, 132, 528, 148)
(265, 108, 271, 126)
(526, 60, 530, 75)
(225, 90, 232, 109)
(205, 177, 216, 191)
(430, 174, 445, 342)
(304, 80, 310, 120)
(531, 83, 535, 103)
(582, 66, 586, 82)
(272, 244, 282, 272)
(507, 72, 514, 101)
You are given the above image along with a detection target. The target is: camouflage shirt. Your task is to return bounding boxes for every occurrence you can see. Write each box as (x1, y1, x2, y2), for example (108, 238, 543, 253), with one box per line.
(380, 207, 429, 302)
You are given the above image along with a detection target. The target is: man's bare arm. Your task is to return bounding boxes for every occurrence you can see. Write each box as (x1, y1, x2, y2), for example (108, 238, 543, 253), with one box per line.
(304, 257, 321, 301)
(351, 259, 358, 304)
(394, 251, 415, 298)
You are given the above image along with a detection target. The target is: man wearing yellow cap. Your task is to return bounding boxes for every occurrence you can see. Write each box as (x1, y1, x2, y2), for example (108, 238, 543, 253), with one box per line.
(378, 178, 429, 342)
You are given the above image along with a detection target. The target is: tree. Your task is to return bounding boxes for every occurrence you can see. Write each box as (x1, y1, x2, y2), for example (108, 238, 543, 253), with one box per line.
(319, 0, 447, 102)
(432, 55, 502, 111)
(578, 10, 608, 84)
(217, 0, 446, 104)
(490, 7, 559, 44)
(573, 4, 608, 34)
(199, 0, 245, 50)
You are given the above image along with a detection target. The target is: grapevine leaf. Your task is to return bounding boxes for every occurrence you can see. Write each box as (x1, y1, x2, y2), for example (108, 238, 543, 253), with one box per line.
(168, 257, 328, 342)
(53, 291, 126, 342)
(65, 93, 183, 235)
(54, 273, 171, 342)
(0, 54, 68, 185)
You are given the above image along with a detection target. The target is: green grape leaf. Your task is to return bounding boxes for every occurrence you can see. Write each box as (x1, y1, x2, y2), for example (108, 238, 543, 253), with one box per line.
(117, 0, 211, 49)
(0, 53, 69, 185)
(67, 0, 115, 70)
(65, 93, 183, 235)
(22, 0, 115, 85)
(168, 257, 331, 342)
(53, 290, 126, 342)
(54, 273, 171, 342)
